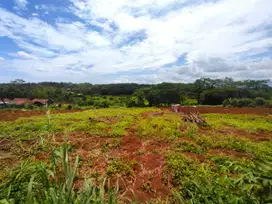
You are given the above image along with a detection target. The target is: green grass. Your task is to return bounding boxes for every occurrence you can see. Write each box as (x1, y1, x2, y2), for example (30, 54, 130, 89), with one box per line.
(106, 158, 136, 176)
(0, 108, 157, 139)
(136, 112, 181, 141)
(205, 114, 272, 132)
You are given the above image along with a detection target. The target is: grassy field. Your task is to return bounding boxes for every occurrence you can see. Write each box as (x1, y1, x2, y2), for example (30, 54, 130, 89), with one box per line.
(0, 108, 271, 203)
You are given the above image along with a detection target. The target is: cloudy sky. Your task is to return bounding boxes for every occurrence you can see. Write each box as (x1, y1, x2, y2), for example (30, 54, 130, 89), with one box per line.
(0, 0, 271, 83)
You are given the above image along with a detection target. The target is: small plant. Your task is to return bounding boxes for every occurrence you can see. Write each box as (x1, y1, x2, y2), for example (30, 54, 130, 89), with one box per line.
(0, 140, 119, 204)
(102, 139, 121, 153)
(235, 159, 272, 203)
(141, 182, 154, 193)
(106, 158, 135, 176)
(175, 141, 203, 154)
(136, 150, 145, 155)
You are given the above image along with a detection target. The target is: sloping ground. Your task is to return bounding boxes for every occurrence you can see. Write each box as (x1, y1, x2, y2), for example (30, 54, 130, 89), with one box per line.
(0, 108, 271, 203)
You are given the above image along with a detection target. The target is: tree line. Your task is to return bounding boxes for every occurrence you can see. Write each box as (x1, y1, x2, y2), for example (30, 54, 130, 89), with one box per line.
(1, 78, 272, 108)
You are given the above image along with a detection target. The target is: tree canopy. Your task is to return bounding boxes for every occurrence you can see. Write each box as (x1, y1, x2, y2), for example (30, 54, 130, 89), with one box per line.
(0, 78, 271, 107)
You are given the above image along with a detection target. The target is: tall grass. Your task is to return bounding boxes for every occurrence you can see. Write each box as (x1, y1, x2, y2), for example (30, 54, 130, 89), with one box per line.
(0, 139, 119, 204)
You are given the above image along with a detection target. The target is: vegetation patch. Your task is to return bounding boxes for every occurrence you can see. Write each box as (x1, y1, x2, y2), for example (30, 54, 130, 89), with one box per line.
(0, 108, 272, 203)
(106, 158, 136, 176)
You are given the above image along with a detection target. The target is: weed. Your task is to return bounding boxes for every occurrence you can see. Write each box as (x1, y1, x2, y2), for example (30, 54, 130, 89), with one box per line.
(137, 113, 181, 141)
(205, 114, 272, 133)
(1, 108, 272, 203)
(106, 158, 135, 176)
(136, 150, 145, 156)
(0, 140, 119, 204)
(141, 182, 154, 193)
(102, 139, 121, 153)
(174, 141, 203, 154)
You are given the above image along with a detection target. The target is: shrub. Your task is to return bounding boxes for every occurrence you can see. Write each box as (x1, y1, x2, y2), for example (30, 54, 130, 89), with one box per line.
(223, 98, 270, 108)
(182, 97, 198, 106)
(255, 97, 266, 106)
(236, 98, 254, 107)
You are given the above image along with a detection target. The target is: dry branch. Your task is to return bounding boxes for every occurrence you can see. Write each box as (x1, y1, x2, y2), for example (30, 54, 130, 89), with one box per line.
(181, 112, 206, 125)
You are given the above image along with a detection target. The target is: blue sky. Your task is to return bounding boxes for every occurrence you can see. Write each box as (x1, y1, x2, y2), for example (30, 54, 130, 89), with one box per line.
(0, 0, 271, 83)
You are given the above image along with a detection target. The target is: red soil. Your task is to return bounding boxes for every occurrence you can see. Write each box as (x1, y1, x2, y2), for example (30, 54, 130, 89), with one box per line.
(47, 128, 170, 202)
(118, 127, 170, 202)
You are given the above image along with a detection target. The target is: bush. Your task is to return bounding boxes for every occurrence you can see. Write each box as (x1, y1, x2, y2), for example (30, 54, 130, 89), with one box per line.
(182, 97, 198, 106)
(236, 98, 254, 107)
(265, 100, 272, 108)
(223, 98, 271, 108)
(255, 97, 266, 106)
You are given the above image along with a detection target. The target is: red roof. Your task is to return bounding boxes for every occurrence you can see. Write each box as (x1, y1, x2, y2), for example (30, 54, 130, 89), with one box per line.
(3, 98, 48, 105)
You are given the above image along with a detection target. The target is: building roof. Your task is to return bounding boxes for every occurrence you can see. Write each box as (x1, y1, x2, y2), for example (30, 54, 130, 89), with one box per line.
(3, 98, 48, 105)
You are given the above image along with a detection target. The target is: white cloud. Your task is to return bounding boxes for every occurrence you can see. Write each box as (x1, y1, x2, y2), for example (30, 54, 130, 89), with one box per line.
(1, 0, 272, 83)
(13, 0, 28, 10)
(17, 51, 32, 59)
(32, 13, 39, 17)
(0, 57, 4, 64)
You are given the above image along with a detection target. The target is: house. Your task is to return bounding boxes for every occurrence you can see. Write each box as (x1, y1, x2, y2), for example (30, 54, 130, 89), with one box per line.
(2, 98, 49, 107)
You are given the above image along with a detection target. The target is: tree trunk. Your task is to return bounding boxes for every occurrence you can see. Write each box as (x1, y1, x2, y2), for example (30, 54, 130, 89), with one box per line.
(0, 98, 6, 107)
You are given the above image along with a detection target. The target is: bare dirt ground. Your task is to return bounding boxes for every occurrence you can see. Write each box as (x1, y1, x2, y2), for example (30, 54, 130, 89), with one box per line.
(0, 109, 85, 121)
(67, 128, 170, 202)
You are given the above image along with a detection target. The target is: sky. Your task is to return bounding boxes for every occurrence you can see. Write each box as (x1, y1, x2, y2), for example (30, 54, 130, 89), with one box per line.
(0, 0, 271, 84)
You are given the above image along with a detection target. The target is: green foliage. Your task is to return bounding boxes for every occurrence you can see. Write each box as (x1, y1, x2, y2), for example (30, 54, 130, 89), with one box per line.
(101, 139, 121, 153)
(0, 141, 119, 204)
(1, 108, 272, 203)
(167, 153, 272, 203)
(205, 113, 272, 133)
(106, 158, 135, 176)
(182, 97, 198, 106)
(1, 78, 272, 107)
(235, 159, 272, 203)
(136, 113, 181, 140)
(223, 97, 272, 108)
(141, 182, 154, 193)
(200, 87, 241, 105)
(0, 108, 156, 139)
(166, 154, 241, 203)
(174, 141, 203, 154)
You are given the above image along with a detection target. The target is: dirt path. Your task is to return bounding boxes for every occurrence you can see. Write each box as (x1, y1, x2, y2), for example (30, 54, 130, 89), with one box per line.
(117, 125, 170, 202)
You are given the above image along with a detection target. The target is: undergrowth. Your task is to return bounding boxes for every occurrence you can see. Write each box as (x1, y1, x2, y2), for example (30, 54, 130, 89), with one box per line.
(0, 108, 271, 203)
(0, 140, 119, 204)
